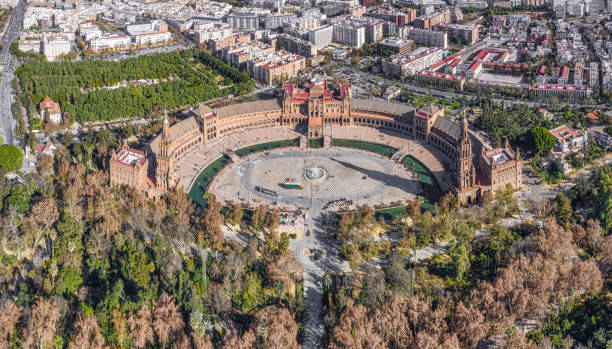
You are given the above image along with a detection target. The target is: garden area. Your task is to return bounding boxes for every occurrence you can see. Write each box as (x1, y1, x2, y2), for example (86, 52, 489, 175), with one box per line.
(14, 48, 253, 124)
(233, 138, 299, 157)
(187, 156, 230, 209)
(332, 139, 397, 157)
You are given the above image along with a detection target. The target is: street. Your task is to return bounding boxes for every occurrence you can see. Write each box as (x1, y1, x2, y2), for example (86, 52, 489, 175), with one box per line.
(0, 0, 26, 146)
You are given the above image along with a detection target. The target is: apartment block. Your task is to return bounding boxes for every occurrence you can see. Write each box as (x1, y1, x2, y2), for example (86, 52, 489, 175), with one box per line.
(376, 37, 415, 55)
(209, 32, 251, 52)
(433, 23, 478, 44)
(194, 23, 232, 44)
(399, 27, 447, 48)
(227, 13, 260, 30)
(332, 21, 365, 48)
(382, 47, 444, 76)
(308, 25, 333, 48)
(278, 34, 318, 58)
(254, 52, 306, 85)
(264, 13, 297, 29)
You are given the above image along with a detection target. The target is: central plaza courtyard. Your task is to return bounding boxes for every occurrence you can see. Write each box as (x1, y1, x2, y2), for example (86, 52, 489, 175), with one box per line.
(209, 148, 424, 211)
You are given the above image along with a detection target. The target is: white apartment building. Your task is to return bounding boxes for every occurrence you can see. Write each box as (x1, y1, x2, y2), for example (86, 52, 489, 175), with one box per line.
(589, 62, 598, 88)
(89, 35, 131, 51)
(264, 13, 297, 29)
(227, 13, 260, 30)
(194, 23, 232, 44)
(79, 22, 103, 41)
(399, 27, 447, 48)
(42, 36, 72, 61)
(382, 47, 444, 76)
(332, 21, 365, 48)
(308, 25, 333, 48)
(132, 31, 171, 45)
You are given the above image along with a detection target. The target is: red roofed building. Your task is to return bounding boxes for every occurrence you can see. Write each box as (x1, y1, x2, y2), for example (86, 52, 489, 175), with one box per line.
(558, 66, 569, 84)
(110, 143, 150, 189)
(39, 96, 62, 124)
(281, 76, 351, 138)
(549, 124, 587, 154)
(466, 60, 482, 79)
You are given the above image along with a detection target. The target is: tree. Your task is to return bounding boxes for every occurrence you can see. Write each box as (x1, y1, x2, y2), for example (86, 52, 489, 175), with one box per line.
(0, 166, 9, 210)
(226, 203, 243, 226)
(449, 239, 471, 281)
(0, 301, 22, 347)
(251, 205, 267, 231)
(5, 183, 32, 213)
(529, 126, 555, 155)
(23, 297, 60, 349)
(451, 302, 486, 347)
(70, 314, 107, 349)
(30, 197, 59, 248)
(0, 144, 23, 172)
(261, 307, 300, 349)
(329, 300, 384, 348)
(153, 293, 184, 346)
(128, 305, 154, 349)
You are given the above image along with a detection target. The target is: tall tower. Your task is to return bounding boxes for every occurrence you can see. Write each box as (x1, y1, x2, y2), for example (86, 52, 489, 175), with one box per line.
(457, 118, 476, 190)
(156, 111, 173, 191)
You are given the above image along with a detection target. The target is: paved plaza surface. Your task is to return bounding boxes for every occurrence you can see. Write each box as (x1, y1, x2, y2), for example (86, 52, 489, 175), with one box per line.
(209, 148, 423, 211)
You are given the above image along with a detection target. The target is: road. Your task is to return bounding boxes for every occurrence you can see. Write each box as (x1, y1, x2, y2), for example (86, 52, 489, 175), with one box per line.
(0, 0, 26, 146)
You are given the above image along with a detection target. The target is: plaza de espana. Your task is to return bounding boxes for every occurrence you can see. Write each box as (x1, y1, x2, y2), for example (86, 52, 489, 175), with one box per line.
(110, 77, 521, 205)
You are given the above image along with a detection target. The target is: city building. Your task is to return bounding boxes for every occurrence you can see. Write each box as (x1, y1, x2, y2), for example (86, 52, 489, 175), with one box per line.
(332, 21, 365, 48)
(42, 35, 72, 61)
(416, 70, 465, 90)
(308, 25, 333, 48)
(466, 60, 483, 78)
(382, 47, 444, 76)
(209, 33, 251, 52)
(254, 52, 306, 85)
(530, 84, 591, 101)
(194, 23, 232, 44)
(433, 23, 478, 44)
(278, 34, 318, 58)
(376, 37, 415, 55)
(88, 35, 131, 51)
(110, 145, 151, 191)
(39, 96, 62, 124)
(264, 13, 297, 29)
(549, 124, 587, 154)
(399, 27, 448, 48)
(227, 13, 260, 30)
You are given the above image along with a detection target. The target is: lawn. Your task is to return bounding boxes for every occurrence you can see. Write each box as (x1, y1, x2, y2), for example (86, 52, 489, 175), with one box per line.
(401, 155, 443, 211)
(187, 156, 230, 209)
(234, 138, 299, 157)
(332, 139, 397, 157)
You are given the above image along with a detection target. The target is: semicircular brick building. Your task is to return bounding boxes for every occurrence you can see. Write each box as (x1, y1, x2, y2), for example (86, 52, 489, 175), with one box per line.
(111, 78, 521, 205)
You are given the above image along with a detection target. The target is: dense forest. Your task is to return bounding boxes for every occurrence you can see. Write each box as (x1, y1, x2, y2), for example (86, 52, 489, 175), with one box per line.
(0, 129, 302, 348)
(14, 49, 254, 124)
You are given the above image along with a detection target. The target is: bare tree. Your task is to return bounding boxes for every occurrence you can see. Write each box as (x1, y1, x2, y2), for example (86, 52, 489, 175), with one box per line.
(128, 305, 154, 349)
(22, 297, 60, 349)
(264, 307, 300, 349)
(221, 328, 256, 349)
(153, 293, 184, 347)
(69, 314, 106, 349)
(0, 300, 22, 347)
(30, 197, 59, 248)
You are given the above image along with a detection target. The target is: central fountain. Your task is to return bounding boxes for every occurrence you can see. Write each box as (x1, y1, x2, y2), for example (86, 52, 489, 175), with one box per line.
(304, 166, 327, 183)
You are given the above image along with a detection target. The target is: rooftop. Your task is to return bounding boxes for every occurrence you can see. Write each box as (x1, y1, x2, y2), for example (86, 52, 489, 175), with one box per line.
(115, 148, 146, 167)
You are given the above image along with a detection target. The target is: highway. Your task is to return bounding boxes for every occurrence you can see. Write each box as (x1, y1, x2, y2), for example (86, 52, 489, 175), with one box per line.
(0, 0, 26, 145)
